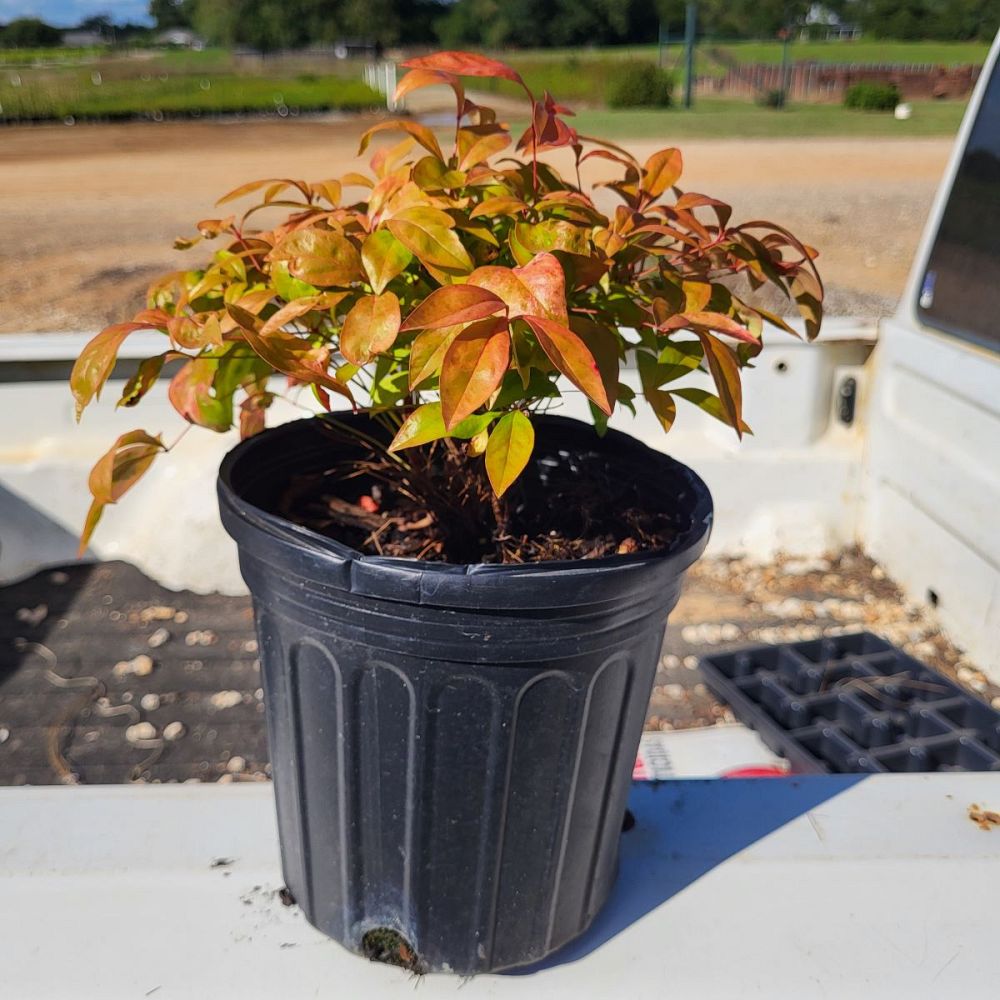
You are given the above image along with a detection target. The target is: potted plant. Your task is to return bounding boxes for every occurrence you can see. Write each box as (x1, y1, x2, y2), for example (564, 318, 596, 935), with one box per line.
(70, 51, 822, 974)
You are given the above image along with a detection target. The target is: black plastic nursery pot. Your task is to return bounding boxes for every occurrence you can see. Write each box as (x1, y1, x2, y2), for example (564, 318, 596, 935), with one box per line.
(217, 412, 713, 974)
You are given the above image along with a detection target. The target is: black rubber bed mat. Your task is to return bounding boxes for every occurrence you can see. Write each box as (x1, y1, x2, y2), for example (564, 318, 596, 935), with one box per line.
(700, 632, 1000, 773)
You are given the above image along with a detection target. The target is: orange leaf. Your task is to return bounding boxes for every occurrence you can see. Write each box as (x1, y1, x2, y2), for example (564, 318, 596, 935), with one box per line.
(697, 332, 744, 437)
(522, 315, 611, 415)
(71, 322, 152, 420)
(468, 252, 568, 324)
(408, 326, 462, 390)
(81, 430, 166, 553)
(659, 311, 758, 344)
(440, 317, 511, 430)
(358, 119, 444, 162)
(394, 68, 464, 108)
(227, 304, 353, 404)
(400, 284, 506, 332)
(339, 292, 401, 365)
(642, 148, 683, 199)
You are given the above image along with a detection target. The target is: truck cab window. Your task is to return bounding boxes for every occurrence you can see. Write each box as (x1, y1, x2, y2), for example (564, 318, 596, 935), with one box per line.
(918, 59, 1000, 353)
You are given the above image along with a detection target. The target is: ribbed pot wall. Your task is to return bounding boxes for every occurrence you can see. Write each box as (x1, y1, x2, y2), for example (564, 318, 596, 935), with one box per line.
(218, 414, 712, 974)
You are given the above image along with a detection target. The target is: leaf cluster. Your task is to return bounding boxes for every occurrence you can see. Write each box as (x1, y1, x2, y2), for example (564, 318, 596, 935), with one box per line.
(71, 49, 823, 548)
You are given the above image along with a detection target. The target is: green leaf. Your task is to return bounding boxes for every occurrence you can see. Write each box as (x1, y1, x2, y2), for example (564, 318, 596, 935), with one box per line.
(340, 292, 401, 365)
(671, 387, 752, 434)
(117, 351, 187, 409)
(388, 402, 448, 452)
(361, 229, 413, 294)
(272, 260, 319, 301)
(450, 411, 497, 439)
(485, 411, 534, 497)
(168, 358, 233, 432)
(401, 284, 506, 332)
(440, 317, 511, 430)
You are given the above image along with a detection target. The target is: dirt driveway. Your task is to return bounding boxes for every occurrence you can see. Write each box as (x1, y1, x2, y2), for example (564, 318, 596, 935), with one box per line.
(0, 117, 953, 333)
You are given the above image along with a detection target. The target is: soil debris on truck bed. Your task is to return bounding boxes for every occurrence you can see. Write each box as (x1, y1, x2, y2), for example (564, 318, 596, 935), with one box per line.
(0, 550, 992, 785)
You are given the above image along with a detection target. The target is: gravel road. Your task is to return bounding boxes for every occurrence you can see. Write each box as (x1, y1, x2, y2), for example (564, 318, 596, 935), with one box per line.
(0, 116, 953, 333)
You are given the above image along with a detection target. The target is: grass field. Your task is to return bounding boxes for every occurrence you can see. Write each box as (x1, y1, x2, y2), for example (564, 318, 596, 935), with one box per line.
(492, 39, 989, 103)
(0, 39, 986, 123)
(0, 73, 380, 121)
(0, 49, 381, 121)
(563, 97, 968, 139)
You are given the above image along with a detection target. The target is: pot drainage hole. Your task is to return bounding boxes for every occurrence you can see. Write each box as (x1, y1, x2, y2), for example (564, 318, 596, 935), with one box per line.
(361, 928, 423, 974)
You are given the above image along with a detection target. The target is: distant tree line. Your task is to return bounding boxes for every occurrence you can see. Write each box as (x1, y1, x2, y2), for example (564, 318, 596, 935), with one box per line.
(1, 0, 997, 50)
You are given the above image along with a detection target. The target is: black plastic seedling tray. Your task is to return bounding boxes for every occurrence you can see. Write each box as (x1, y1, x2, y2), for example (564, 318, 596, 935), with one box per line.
(700, 632, 1000, 773)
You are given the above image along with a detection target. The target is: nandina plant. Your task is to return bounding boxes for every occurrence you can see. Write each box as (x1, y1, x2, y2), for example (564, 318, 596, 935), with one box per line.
(71, 50, 823, 564)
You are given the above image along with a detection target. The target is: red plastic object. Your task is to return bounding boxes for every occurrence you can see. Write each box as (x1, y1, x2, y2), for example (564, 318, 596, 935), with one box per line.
(720, 765, 788, 778)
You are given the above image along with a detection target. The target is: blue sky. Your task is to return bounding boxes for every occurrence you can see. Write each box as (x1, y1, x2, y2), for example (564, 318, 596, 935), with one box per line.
(0, 0, 152, 25)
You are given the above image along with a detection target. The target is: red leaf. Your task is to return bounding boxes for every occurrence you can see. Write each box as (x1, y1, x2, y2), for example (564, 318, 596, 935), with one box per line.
(659, 311, 759, 344)
(522, 315, 611, 415)
(401, 284, 506, 332)
(401, 51, 525, 88)
(439, 317, 511, 430)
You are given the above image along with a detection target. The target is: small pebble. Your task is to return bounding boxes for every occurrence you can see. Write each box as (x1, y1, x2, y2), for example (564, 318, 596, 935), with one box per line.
(970, 678, 987, 693)
(113, 654, 154, 678)
(663, 683, 686, 700)
(720, 623, 740, 641)
(148, 628, 170, 648)
(174, 610, 189, 624)
(186, 629, 218, 647)
(217, 773, 234, 784)
(83, 731, 99, 743)
(992, 697, 1000, 711)
(957, 666, 976, 684)
(140, 693, 161, 711)
(140, 605, 176, 624)
(226, 755, 246, 774)
(210, 690, 243, 710)
(682, 656, 698, 670)
(0, 727, 9, 745)
(661, 654, 680, 669)
(242, 639, 259, 653)
(16, 605, 48, 627)
(254, 688, 264, 701)
(163, 721, 186, 741)
(125, 722, 157, 743)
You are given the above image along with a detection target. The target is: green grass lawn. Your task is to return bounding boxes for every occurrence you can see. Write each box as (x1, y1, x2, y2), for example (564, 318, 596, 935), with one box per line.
(506, 97, 968, 141)
(0, 72, 381, 121)
(710, 39, 991, 68)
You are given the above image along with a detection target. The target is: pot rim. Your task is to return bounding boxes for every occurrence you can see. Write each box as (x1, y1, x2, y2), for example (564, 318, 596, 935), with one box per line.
(217, 412, 713, 597)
